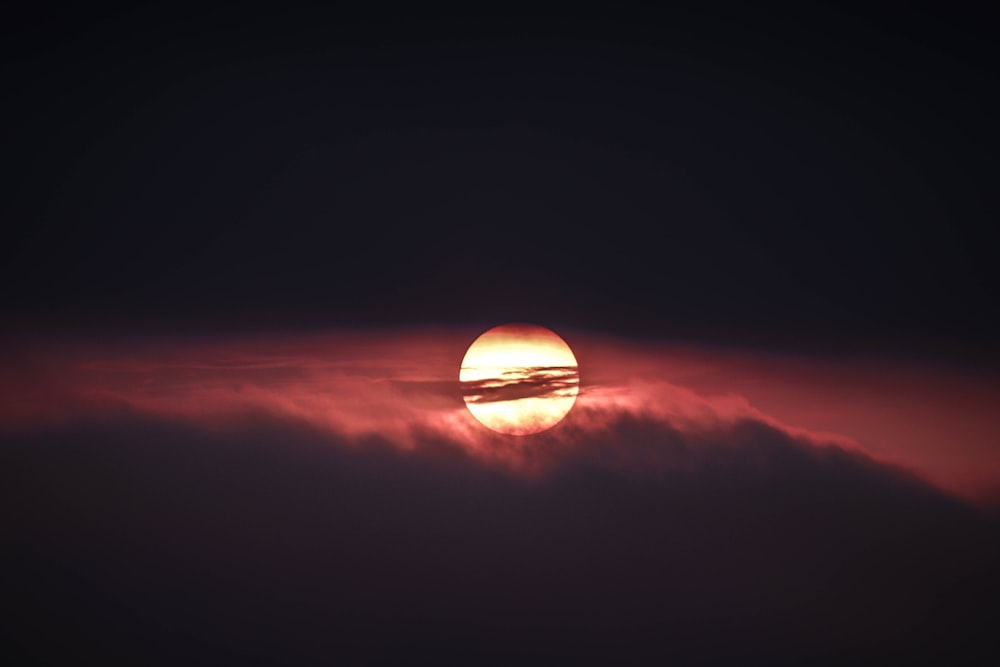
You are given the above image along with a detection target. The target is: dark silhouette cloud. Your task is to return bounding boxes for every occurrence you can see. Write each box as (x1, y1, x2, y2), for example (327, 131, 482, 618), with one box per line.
(3, 413, 997, 665)
(461, 365, 580, 403)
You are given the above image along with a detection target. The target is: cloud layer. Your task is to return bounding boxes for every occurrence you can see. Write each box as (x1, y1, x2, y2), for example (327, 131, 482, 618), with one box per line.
(3, 327, 997, 502)
(3, 327, 999, 663)
(3, 413, 997, 664)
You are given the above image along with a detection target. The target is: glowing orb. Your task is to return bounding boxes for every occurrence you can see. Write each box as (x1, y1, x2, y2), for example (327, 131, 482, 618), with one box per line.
(459, 323, 579, 435)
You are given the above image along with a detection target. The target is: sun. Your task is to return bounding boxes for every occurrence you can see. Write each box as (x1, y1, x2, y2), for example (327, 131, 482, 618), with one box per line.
(459, 323, 579, 435)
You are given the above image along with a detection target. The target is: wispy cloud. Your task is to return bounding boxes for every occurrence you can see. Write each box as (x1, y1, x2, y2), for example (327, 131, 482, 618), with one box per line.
(2, 328, 997, 503)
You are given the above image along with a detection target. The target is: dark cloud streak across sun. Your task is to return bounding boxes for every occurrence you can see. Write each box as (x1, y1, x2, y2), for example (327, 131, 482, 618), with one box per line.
(460, 365, 580, 404)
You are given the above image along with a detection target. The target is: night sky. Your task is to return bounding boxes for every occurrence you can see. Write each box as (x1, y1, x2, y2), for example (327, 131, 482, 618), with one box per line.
(3, 3, 999, 665)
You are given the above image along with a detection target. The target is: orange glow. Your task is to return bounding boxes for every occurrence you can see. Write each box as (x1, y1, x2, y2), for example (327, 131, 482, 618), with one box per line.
(459, 324, 579, 435)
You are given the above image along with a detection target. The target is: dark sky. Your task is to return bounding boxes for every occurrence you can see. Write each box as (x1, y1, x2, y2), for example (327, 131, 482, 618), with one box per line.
(3, 5, 1000, 665)
(3, 3, 998, 355)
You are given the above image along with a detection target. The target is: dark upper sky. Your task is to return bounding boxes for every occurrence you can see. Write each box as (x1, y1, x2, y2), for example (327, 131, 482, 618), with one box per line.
(3, 3, 998, 354)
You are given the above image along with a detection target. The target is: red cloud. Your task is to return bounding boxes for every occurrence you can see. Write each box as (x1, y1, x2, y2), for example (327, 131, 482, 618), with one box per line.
(2, 328, 997, 504)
